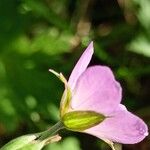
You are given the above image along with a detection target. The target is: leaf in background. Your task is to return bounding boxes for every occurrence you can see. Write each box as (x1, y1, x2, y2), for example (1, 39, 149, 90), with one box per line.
(45, 137, 81, 150)
(127, 34, 150, 57)
(133, 0, 150, 30)
(21, 0, 69, 30)
(12, 29, 73, 55)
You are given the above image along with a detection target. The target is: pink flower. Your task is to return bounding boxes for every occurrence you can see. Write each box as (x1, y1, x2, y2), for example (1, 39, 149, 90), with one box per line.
(50, 42, 148, 147)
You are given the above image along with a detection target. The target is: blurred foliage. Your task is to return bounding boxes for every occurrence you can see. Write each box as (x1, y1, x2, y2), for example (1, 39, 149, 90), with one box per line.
(0, 0, 150, 150)
(44, 137, 81, 150)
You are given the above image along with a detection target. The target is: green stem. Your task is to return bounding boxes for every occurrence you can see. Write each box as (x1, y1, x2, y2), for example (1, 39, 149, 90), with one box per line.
(38, 121, 64, 140)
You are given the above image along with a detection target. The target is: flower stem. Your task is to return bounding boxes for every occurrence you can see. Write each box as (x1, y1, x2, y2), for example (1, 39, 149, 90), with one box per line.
(38, 121, 64, 141)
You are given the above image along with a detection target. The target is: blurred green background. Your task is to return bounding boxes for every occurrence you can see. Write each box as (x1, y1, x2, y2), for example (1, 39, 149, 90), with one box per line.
(0, 0, 150, 149)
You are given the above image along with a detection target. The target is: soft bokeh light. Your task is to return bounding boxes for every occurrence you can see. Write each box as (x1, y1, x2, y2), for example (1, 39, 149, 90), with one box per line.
(0, 0, 149, 149)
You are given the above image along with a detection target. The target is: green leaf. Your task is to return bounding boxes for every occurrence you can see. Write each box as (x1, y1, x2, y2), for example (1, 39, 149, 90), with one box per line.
(128, 34, 150, 57)
(62, 111, 105, 131)
(1, 134, 38, 150)
(1, 133, 62, 150)
(18, 141, 45, 150)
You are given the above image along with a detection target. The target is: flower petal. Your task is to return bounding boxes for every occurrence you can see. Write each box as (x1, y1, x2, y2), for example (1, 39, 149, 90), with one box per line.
(84, 104, 148, 144)
(68, 42, 94, 90)
(71, 66, 122, 115)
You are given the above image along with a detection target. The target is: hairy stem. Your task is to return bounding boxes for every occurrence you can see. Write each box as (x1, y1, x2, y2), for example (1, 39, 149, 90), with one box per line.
(38, 121, 64, 141)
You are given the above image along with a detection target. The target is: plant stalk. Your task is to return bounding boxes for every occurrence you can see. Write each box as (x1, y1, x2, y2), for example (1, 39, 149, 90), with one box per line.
(38, 121, 64, 141)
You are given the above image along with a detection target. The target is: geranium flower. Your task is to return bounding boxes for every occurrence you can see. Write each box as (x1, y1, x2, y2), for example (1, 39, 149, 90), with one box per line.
(49, 42, 148, 149)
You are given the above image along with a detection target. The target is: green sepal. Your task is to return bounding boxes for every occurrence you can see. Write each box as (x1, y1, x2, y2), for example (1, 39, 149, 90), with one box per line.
(1, 134, 38, 150)
(62, 111, 105, 131)
(49, 69, 72, 117)
(60, 87, 71, 117)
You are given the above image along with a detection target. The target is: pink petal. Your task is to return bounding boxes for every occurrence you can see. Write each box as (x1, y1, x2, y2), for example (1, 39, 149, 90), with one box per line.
(71, 66, 122, 115)
(68, 42, 94, 90)
(84, 104, 148, 144)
